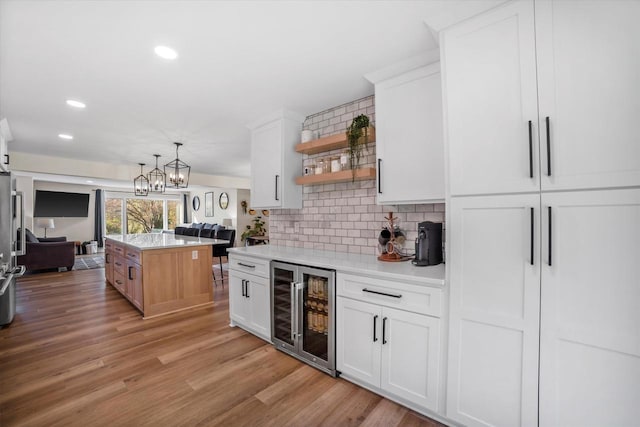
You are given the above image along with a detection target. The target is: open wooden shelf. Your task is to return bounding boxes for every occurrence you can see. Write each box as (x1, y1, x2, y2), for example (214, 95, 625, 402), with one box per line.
(295, 126, 376, 155)
(295, 167, 376, 185)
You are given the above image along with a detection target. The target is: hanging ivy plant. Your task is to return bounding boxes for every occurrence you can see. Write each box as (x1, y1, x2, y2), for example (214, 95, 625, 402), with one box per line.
(346, 114, 370, 181)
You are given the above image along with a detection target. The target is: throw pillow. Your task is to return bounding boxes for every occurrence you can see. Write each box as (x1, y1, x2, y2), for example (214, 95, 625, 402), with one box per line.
(24, 228, 39, 243)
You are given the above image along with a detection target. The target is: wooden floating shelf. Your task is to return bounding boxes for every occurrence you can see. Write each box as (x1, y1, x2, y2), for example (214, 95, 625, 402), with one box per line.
(295, 126, 376, 155)
(295, 168, 377, 185)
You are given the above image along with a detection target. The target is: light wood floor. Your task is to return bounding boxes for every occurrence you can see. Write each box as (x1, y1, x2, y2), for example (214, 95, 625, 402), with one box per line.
(0, 268, 445, 427)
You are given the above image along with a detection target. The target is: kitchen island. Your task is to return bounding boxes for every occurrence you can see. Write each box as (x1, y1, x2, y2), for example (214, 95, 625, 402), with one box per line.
(105, 234, 227, 318)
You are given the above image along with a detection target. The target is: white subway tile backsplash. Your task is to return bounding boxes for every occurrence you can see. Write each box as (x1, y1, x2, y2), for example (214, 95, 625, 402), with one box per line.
(269, 95, 445, 255)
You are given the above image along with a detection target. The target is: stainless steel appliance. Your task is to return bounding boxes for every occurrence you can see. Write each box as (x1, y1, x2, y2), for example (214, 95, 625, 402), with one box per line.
(412, 221, 443, 266)
(0, 171, 26, 326)
(271, 261, 336, 376)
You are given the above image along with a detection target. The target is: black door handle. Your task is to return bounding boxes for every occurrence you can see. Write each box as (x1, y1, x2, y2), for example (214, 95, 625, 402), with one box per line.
(275, 175, 279, 201)
(245, 280, 250, 298)
(382, 317, 388, 345)
(377, 159, 382, 194)
(546, 116, 552, 176)
(241, 279, 246, 297)
(530, 207, 534, 266)
(528, 120, 533, 178)
(548, 206, 552, 266)
(3, 154, 8, 165)
(373, 314, 378, 342)
(128, 266, 134, 280)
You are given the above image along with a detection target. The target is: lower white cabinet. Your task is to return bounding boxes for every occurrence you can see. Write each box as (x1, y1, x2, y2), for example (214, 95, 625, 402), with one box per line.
(448, 188, 640, 427)
(337, 275, 442, 413)
(228, 258, 271, 342)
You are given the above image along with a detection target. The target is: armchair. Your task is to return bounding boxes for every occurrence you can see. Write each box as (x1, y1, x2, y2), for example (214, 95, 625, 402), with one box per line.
(17, 229, 75, 272)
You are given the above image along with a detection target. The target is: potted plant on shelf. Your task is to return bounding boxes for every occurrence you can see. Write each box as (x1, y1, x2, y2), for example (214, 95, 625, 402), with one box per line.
(240, 216, 266, 242)
(346, 114, 371, 181)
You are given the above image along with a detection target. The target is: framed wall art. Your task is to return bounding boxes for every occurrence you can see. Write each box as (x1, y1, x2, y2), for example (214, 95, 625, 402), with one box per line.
(205, 192, 214, 217)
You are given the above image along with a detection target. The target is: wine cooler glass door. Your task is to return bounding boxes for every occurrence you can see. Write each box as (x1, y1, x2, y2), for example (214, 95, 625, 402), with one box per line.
(299, 266, 335, 371)
(272, 265, 295, 351)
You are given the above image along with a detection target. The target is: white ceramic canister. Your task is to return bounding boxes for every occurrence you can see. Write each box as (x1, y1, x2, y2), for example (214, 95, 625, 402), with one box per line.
(301, 129, 314, 142)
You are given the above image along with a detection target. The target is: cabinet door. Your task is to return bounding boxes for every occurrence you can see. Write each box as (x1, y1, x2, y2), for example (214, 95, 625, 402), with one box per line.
(105, 251, 114, 285)
(376, 64, 444, 204)
(380, 307, 440, 412)
(536, 0, 640, 191)
(336, 297, 381, 388)
(251, 120, 282, 209)
(447, 194, 540, 427)
(539, 189, 640, 427)
(127, 261, 143, 311)
(247, 275, 270, 341)
(228, 271, 250, 325)
(442, 0, 539, 196)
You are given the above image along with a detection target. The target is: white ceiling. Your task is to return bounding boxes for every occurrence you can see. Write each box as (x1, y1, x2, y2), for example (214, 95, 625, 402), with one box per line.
(0, 0, 502, 182)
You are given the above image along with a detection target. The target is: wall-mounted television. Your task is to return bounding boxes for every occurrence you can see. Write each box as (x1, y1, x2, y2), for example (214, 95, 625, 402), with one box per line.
(34, 190, 90, 217)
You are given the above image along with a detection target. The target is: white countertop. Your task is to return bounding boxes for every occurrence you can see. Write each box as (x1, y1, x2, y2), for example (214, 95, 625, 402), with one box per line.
(106, 234, 229, 250)
(228, 245, 445, 287)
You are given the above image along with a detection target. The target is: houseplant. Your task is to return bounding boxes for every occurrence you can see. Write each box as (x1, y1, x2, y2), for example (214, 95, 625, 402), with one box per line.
(346, 114, 371, 180)
(240, 216, 266, 241)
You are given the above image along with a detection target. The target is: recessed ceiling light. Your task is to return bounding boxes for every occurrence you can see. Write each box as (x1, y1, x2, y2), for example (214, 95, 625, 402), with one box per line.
(154, 45, 178, 60)
(86, 180, 94, 184)
(66, 99, 86, 109)
(58, 134, 73, 140)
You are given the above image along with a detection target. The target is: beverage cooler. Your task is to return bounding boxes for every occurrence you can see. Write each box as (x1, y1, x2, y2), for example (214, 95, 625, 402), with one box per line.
(271, 261, 336, 376)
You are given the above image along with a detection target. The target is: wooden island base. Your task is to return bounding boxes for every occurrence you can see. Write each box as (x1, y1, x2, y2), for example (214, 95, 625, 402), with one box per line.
(105, 235, 218, 318)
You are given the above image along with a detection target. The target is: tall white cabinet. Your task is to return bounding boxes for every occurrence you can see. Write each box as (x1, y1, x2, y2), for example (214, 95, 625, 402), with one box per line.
(443, 1, 640, 426)
(248, 109, 304, 209)
(365, 56, 444, 204)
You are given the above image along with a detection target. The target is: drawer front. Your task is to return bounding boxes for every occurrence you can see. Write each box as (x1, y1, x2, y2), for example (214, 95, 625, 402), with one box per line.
(112, 270, 126, 294)
(337, 273, 442, 317)
(113, 243, 125, 256)
(105, 240, 114, 251)
(125, 247, 142, 265)
(229, 254, 270, 278)
(113, 255, 127, 276)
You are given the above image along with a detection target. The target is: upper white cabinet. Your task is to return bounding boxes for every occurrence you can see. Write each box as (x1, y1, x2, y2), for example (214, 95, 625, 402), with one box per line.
(365, 57, 444, 204)
(442, 0, 640, 196)
(0, 118, 13, 172)
(248, 110, 304, 209)
(536, 0, 640, 191)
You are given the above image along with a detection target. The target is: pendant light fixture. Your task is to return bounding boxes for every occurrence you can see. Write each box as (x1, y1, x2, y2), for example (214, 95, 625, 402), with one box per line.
(147, 154, 166, 193)
(164, 142, 190, 189)
(134, 163, 149, 196)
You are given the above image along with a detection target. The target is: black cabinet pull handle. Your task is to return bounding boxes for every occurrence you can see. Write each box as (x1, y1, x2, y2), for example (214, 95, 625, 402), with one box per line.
(548, 206, 552, 266)
(382, 317, 388, 345)
(530, 207, 534, 266)
(128, 266, 134, 280)
(363, 288, 402, 299)
(373, 314, 378, 342)
(241, 279, 246, 297)
(105, 253, 110, 263)
(245, 280, 250, 298)
(528, 120, 533, 178)
(238, 262, 255, 269)
(3, 154, 8, 165)
(115, 280, 123, 285)
(377, 159, 382, 194)
(275, 175, 279, 201)
(546, 116, 552, 176)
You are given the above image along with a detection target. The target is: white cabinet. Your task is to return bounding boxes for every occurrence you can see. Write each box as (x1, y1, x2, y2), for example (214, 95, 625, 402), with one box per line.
(442, 0, 539, 196)
(228, 254, 271, 342)
(443, 0, 640, 196)
(336, 273, 442, 413)
(0, 118, 12, 172)
(366, 59, 444, 204)
(248, 109, 304, 209)
(447, 194, 541, 427)
(539, 189, 640, 427)
(535, 0, 640, 191)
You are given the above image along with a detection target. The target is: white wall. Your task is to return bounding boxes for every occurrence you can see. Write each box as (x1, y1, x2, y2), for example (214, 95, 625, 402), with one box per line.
(188, 187, 240, 246)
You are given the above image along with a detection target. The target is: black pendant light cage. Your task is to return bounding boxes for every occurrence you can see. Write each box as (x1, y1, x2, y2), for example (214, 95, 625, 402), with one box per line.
(164, 142, 191, 189)
(134, 163, 149, 196)
(147, 154, 166, 193)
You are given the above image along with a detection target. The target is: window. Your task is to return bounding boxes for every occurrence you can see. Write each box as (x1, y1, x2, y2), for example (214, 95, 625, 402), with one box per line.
(105, 198, 123, 234)
(105, 193, 181, 235)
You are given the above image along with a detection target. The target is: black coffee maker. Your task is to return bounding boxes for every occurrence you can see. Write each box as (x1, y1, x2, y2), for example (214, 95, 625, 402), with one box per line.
(412, 221, 443, 266)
